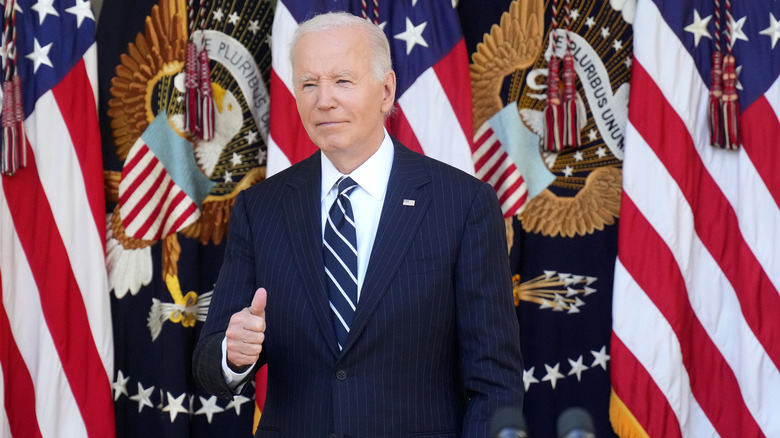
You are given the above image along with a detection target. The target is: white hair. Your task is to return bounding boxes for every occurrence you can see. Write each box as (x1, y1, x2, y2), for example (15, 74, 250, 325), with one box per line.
(289, 11, 393, 81)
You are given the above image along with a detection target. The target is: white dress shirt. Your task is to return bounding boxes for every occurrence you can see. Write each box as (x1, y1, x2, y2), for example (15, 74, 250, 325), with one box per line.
(223, 130, 394, 387)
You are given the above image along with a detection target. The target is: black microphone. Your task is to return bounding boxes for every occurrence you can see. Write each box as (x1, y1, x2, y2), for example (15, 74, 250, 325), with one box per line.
(556, 407, 596, 438)
(490, 406, 528, 438)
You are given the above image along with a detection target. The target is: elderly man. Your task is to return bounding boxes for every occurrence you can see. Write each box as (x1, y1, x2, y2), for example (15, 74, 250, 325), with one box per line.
(193, 11, 523, 437)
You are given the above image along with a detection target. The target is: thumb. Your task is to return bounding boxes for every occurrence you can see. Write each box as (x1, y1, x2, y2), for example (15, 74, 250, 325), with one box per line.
(249, 287, 267, 316)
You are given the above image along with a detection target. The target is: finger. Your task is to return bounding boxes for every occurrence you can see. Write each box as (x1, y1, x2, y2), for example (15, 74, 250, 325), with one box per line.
(249, 287, 267, 317)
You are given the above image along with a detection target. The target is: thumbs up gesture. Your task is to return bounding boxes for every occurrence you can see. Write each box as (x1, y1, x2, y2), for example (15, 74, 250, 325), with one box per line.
(226, 287, 267, 372)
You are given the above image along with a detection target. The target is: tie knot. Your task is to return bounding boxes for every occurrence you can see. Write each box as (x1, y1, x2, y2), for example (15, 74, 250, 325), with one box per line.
(337, 176, 358, 197)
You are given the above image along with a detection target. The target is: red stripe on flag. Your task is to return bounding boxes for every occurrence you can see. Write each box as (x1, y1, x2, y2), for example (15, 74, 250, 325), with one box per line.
(269, 70, 318, 165)
(610, 334, 683, 438)
(164, 192, 198, 236)
(50, 59, 106, 251)
(132, 177, 175, 239)
(122, 161, 167, 228)
(432, 39, 473, 143)
(118, 146, 158, 207)
(631, 62, 780, 370)
(385, 106, 425, 155)
(741, 96, 780, 206)
(1, 149, 114, 437)
(0, 279, 44, 438)
(618, 194, 761, 435)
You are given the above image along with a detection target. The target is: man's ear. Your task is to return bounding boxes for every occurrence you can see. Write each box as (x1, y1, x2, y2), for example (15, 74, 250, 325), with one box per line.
(380, 71, 397, 114)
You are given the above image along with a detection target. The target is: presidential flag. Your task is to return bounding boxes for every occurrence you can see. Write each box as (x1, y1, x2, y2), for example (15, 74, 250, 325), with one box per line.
(0, 0, 115, 436)
(460, 0, 630, 436)
(267, 0, 474, 176)
(611, 0, 780, 436)
(98, 0, 272, 436)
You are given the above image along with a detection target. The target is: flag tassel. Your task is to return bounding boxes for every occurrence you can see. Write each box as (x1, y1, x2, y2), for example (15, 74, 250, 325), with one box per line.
(708, 51, 724, 148)
(562, 53, 578, 149)
(198, 48, 215, 141)
(544, 55, 564, 152)
(185, 42, 199, 137)
(720, 54, 739, 150)
(1, 79, 19, 175)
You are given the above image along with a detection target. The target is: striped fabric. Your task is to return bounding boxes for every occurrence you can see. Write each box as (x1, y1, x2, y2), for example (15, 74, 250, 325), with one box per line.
(472, 121, 528, 217)
(117, 112, 215, 241)
(323, 176, 359, 349)
(611, 0, 780, 436)
(0, 1, 115, 436)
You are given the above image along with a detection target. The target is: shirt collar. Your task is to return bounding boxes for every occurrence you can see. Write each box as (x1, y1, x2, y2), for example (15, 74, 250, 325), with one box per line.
(320, 129, 394, 201)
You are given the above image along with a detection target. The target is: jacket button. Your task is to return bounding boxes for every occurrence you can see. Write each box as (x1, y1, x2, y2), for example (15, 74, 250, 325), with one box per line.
(336, 369, 347, 381)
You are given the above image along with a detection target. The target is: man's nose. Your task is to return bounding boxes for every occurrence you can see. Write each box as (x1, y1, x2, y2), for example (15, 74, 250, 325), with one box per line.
(316, 85, 337, 110)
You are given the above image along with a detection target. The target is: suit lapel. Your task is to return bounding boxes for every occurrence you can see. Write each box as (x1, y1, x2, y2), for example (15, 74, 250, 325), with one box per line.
(282, 153, 340, 358)
(342, 142, 432, 354)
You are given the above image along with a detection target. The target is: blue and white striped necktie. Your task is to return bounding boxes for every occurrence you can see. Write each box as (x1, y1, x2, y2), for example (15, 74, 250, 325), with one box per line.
(324, 176, 359, 349)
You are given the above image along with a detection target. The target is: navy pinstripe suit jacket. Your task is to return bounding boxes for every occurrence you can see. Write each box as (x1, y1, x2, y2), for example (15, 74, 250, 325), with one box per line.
(193, 140, 523, 437)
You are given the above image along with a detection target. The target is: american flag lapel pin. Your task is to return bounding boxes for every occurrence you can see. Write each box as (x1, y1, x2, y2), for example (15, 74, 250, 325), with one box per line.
(403, 199, 415, 207)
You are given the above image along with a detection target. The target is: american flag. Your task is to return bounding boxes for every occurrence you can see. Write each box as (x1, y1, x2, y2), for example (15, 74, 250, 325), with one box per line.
(266, 0, 474, 177)
(0, 0, 114, 437)
(611, 0, 780, 436)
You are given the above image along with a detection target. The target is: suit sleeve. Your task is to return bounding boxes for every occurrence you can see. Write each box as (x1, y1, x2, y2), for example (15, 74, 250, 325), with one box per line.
(456, 182, 524, 437)
(193, 190, 265, 399)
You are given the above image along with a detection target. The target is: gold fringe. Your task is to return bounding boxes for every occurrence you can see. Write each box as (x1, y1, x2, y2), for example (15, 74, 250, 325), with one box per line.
(162, 232, 181, 281)
(610, 389, 650, 438)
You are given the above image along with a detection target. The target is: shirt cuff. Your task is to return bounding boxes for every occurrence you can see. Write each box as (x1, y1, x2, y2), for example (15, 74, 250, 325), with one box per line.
(221, 336, 255, 392)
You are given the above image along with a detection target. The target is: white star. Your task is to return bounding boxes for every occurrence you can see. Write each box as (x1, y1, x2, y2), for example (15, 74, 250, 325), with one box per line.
(451, 0, 458, 7)
(587, 129, 598, 142)
(600, 27, 610, 39)
(212, 8, 224, 22)
(760, 13, 780, 49)
(612, 39, 623, 51)
(129, 383, 155, 413)
(112, 370, 130, 401)
(567, 355, 589, 382)
(591, 346, 611, 371)
(684, 10, 712, 47)
(225, 395, 251, 415)
(728, 15, 749, 49)
(228, 11, 240, 25)
(624, 56, 633, 70)
(224, 170, 233, 183)
(162, 392, 189, 422)
(31, 0, 59, 25)
(26, 38, 54, 73)
(378, 22, 387, 32)
(65, 0, 94, 28)
(248, 20, 261, 35)
(585, 16, 596, 29)
(595, 146, 607, 158)
(256, 148, 267, 165)
(412, 0, 421, 5)
(573, 151, 584, 162)
(196, 396, 225, 423)
(736, 65, 743, 91)
(244, 129, 259, 145)
(394, 18, 429, 55)
(542, 363, 565, 389)
(523, 367, 540, 391)
(563, 165, 574, 178)
(569, 9, 580, 21)
(231, 152, 243, 167)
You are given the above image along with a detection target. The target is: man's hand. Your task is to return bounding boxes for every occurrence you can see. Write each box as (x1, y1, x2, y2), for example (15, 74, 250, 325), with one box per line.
(226, 287, 267, 373)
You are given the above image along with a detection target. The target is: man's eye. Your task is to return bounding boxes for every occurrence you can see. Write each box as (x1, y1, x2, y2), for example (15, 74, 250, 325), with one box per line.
(337, 79, 351, 85)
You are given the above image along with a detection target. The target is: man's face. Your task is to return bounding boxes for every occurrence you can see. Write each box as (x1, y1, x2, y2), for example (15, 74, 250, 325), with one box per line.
(292, 27, 395, 161)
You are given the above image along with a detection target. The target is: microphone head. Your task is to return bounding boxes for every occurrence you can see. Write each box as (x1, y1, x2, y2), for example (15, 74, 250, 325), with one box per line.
(557, 407, 596, 438)
(490, 406, 528, 438)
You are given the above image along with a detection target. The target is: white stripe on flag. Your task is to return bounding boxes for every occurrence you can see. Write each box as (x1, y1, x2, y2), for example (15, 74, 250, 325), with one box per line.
(27, 92, 113, 377)
(0, 191, 89, 438)
(398, 68, 475, 175)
